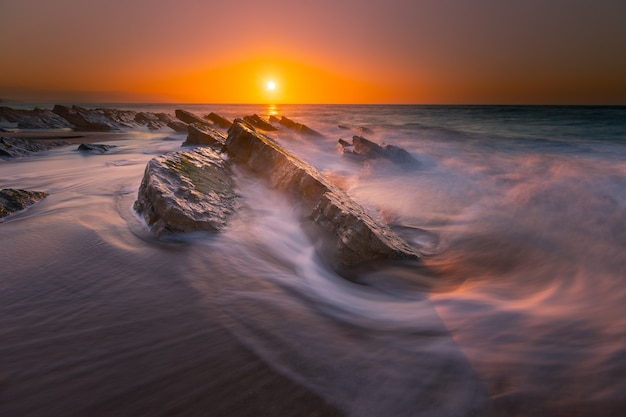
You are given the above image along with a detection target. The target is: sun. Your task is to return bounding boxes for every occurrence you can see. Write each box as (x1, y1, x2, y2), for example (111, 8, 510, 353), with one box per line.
(267, 81, 276, 91)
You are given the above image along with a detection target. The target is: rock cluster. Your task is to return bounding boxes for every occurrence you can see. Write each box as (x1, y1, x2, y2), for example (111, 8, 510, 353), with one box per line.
(0, 105, 188, 132)
(339, 135, 420, 170)
(134, 148, 239, 236)
(131, 111, 422, 272)
(225, 120, 421, 270)
(0, 189, 47, 219)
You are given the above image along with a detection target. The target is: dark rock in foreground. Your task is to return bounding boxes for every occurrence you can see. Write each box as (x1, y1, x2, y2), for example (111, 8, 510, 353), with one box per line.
(340, 135, 420, 170)
(204, 112, 232, 129)
(226, 120, 421, 271)
(0, 189, 47, 219)
(77, 143, 117, 153)
(243, 114, 278, 131)
(0, 136, 68, 158)
(134, 148, 238, 236)
(278, 116, 322, 136)
(183, 124, 226, 148)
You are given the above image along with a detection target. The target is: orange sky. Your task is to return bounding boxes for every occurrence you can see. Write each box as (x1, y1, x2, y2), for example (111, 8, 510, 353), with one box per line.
(1, 0, 625, 104)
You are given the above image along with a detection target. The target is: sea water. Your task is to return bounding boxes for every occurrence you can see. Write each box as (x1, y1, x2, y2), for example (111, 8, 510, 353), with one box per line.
(1, 104, 625, 416)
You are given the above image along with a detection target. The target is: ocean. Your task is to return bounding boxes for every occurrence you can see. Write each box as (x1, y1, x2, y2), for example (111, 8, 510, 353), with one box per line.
(1, 104, 626, 416)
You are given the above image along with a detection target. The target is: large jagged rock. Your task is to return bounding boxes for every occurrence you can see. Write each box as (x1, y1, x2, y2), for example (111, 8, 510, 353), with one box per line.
(134, 148, 238, 236)
(183, 124, 226, 148)
(243, 114, 278, 131)
(340, 135, 420, 170)
(226, 120, 421, 270)
(0, 136, 68, 158)
(175, 109, 211, 128)
(278, 116, 323, 137)
(0, 189, 47, 219)
(204, 112, 232, 129)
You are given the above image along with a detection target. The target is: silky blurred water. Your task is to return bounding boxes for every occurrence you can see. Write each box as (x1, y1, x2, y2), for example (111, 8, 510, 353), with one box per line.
(1, 104, 625, 416)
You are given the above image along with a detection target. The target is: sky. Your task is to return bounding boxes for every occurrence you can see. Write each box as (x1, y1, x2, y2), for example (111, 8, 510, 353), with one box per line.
(1, 0, 625, 104)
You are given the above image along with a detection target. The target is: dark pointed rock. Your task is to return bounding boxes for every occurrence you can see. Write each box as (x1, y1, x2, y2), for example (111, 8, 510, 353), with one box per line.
(243, 114, 278, 131)
(175, 109, 211, 128)
(0, 136, 68, 158)
(77, 143, 117, 153)
(278, 116, 323, 136)
(269, 115, 280, 124)
(183, 124, 226, 148)
(0, 107, 74, 129)
(134, 148, 239, 236)
(167, 121, 189, 132)
(203, 112, 233, 129)
(225, 120, 421, 271)
(0, 189, 47, 219)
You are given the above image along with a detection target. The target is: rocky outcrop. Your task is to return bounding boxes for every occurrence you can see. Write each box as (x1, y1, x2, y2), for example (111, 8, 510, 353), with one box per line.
(242, 114, 278, 131)
(204, 112, 232, 129)
(134, 148, 238, 236)
(52, 105, 129, 131)
(339, 136, 419, 170)
(0, 107, 74, 129)
(77, 143, 117, 153)
(0, 136, 68, 158)
(134, 112, 169, 130)
(225, 120, 421, 271)
(183, 124, 226, 148)
(1, 105, 182, 132)
(175, 109, 211, 128)
(0, 189, 47, 219)
(278, 116, 322, 136)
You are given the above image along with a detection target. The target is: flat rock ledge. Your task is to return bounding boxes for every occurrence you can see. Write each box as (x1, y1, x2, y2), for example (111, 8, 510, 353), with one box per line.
(226, 120, 421, 271)
(134, 148, 238, 236)
(0, 189, 47, 219)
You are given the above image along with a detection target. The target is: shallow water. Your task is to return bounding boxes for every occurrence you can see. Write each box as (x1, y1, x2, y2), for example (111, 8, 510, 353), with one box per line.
(1, 105, 626, 416)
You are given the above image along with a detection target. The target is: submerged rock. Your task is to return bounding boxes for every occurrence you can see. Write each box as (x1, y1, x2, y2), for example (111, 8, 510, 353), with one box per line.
(0, 189, 47, 219)
(77, 143, 117, 153)
(0, 136, 68, 158)
(278, 116, 322, 136)
(204, 112, 233, 129)
(226, 120, 421, 271)
(134, 148, 238, 235)
(242, 114, 278, 131)
(183, 124, 226, 148)
(340, 135, 420, 170)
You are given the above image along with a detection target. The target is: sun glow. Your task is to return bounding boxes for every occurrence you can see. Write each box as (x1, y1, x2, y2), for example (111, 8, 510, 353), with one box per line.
(267, 81, 276, 91)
